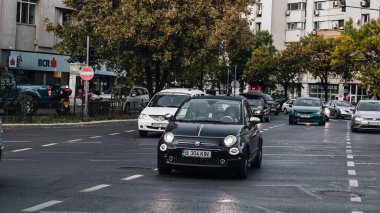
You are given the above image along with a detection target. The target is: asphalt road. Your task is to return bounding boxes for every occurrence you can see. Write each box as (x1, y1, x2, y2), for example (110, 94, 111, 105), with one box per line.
(0, 115, 379, 213)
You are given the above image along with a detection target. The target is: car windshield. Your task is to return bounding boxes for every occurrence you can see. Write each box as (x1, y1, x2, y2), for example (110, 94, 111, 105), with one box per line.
(335, 101, 353, 107)
(247, 99, 263, 107)
(357, 102, 380, 111)
(263, 94, 274, 101)
(175, 99, 242, 124)
(294, 99, 321, 107)
(148, 94, 190, 108)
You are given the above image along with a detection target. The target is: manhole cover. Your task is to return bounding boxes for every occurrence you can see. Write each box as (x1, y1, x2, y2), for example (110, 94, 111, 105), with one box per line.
(318, 190, 362, 198)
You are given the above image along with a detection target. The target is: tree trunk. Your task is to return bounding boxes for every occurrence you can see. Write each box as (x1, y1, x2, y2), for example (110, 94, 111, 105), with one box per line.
(322, 77, 329, 103)
(155, 61, 161, 94)
(145, 63, 153, 99)
(283, 82, 289, 99)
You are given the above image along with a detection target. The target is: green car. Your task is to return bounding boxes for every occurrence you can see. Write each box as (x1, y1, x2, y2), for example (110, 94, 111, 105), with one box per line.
(289, 97, 327, 126)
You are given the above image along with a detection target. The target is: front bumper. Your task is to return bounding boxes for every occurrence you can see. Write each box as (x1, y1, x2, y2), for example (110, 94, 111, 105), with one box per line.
(138, 118, 168, 132)
(352, 120, 380, 131)
(289, 114, 323, 124)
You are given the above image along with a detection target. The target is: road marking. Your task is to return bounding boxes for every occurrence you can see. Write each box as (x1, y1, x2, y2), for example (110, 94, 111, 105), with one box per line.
(269, 127, 274, 129)
(122, 174, 144, 181)
(263, 129, 269, 131)
(90, 136, 102, 139)
(346, 142, 351, 145)
(65, 141, 102, 144)
(4, 140, 32, 143)
(80, 184, 110, 192)
(125, 130, 135, 133)
(67, 139, 83, 142)
(153, 168, 158, 171)
(109, 133, 120, 136)
(348, 170, 356, 176)
(352, 211, 363, 213)
(346, 146, 352, 149)
(349, 180, 359, 187)
(11, 148, 32, 153)
(347, 161, 355, 167)
(347, 154, 353, 159)
(22, 200, 63, 212)
(346, 139, 351, 141)
(350, 196, 361, 203)
(41, 143, 58, 147)
(346, 149, 352, 153)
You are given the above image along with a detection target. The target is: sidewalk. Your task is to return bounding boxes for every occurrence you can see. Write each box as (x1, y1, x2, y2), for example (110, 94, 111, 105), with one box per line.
(2, 119, 137, 128)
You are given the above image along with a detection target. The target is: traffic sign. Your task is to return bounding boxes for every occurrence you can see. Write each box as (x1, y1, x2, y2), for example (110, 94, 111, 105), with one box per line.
(80, 66, 94, 81)
(231, 80, 240, 88)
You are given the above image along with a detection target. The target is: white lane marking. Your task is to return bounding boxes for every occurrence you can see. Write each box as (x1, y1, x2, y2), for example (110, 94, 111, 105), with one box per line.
(89, 159, 119, 162)
(65, 141, 102, 144)
(347, 161, 355, 167)
(346, 142, 351, 145)
(219, 199, 234, 203)
(263, 129, 269, 131)
(153, 168, 158, 171)
(346, 146, 352, 149)
(260, 131, 264, 133)
(346, 150, 352, 153)
(352, 211, 363, 213)
(41, 143, 58, 147)
(11, 148, 32, 153)
(349, 180, 359, 187)
(122, 174, 144, 181)
(22, 200, 63, 212)
(109, 133, 120, 136)
(350, 196, 362, 203)
(4, 140, 32, 143)
(90, 136, 102, 139)
(347, 155, 353, 159)
(125, 130, 135, 133)
(269, 127, 274, 129)
(67, 139, 83, 142)
(80, 184, 110, 192)
(348, 170, 356, 176)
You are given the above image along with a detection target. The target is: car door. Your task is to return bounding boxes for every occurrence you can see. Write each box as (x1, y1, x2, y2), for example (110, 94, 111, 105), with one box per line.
(243, 101, 258, 161)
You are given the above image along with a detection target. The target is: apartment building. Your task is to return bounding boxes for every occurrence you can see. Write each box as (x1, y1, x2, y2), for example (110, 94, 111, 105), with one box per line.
(0, 0, 115, 91)
(249, 0, 379, 102)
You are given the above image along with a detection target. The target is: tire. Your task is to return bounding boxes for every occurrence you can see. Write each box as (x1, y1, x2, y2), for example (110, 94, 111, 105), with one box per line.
(250, 147, 262, 169)
(283, 108, 288, 114)
(236, 154, 249, 179)
(139, 130, 148, 137)
(318, 119, 325, 126)
(157, 163, 172, 175)
(264, 115, 270, 122)
(260, 116, 264, 123)
(351, 124, 358, 133)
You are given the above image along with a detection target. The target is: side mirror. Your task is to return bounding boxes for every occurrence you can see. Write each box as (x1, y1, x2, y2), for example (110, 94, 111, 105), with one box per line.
(164, 113, 173, 121)
(350, 108, 355, 112)
(131, 93, 136, 97)
(249, 117, 260, 124)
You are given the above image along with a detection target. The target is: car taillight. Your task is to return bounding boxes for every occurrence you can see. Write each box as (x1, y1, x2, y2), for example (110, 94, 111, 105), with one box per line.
(48, 87, 52, 97)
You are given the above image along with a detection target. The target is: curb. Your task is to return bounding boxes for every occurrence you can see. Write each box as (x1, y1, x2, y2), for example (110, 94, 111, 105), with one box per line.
(3, 119, 137, 127)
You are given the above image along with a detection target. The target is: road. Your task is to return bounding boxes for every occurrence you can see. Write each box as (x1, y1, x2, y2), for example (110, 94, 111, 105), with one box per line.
(0, 115, 379, 213)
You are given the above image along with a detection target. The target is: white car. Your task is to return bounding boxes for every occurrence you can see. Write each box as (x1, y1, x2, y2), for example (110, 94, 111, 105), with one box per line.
(351, 100, 380, 132)
(282, 99, 296, 114)
(138, 88, 204, 136)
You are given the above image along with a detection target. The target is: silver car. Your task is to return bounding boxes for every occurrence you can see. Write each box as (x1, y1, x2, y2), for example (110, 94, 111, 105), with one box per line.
(351, 100, 380, 132)
(326, 100, 354, 119)
(0, 119, 4, 162)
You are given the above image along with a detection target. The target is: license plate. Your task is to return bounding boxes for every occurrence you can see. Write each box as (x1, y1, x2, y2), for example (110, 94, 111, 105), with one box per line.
(182, 150, 211, 158)
(152, 123, 167, 128)
(300, 114, 311, 118)
(368, 122, 380, 126)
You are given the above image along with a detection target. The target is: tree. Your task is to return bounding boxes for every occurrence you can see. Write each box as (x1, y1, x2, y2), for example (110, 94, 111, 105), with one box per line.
(301, 34, 335, 102)
(45, 0, 256, 98)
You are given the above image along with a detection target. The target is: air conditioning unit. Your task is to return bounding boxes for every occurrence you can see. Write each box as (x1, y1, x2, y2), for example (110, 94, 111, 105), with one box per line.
(312, 30, 317, 35)
(333, 1, 339, 7)
(333, 23, 338, 29)
(314, 10, 320, 16)
(285, 10, 290, 16)
(360, 0, 369, 7)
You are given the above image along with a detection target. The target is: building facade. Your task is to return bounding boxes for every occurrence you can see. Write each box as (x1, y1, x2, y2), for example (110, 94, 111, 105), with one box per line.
(0, 0, 115, 92)
(249, 0, 379, 102)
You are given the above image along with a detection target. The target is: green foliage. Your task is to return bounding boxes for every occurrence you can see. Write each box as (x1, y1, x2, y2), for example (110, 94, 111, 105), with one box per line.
(245, 45, 276, 87)
(15, 93, 33, 119)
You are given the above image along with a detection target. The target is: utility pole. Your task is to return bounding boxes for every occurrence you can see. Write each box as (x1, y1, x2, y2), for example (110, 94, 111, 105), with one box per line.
(227, 69, 230, 96)
(234, 65, 237, 96)
(84, 36, 90, 120)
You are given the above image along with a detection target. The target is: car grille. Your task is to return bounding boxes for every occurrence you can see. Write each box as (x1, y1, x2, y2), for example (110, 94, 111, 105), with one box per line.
(170, 156, 221, 166)
(364, 118, 380, 121)
(298, 112, 314, 114)
(149, 115, 165, 122)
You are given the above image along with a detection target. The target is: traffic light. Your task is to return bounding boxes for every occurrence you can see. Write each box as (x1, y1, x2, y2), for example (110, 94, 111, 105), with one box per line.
(88, 47, 99, 66)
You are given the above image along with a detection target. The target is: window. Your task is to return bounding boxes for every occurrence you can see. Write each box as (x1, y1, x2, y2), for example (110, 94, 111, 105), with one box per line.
(16, 0, 36, 24)
(362, 14, 370, 24)
(56, 8, 72, 24)
(256, 23, 261, 33)
(256, 3, 262, 17)
(288, 2, 306, 10)
(338, 20, 345, 28)
(287, 22, 306, 30)
(315, 1, 323, 10)
(314, 22, 321, 30)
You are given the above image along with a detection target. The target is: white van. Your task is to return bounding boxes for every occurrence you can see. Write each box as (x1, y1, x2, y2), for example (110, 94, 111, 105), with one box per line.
(138, 88, 204, 136)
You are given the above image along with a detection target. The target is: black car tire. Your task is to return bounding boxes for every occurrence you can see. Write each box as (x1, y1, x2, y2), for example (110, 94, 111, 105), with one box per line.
(351, 124, 359, 133)
(236, 154, 249, 179)
(157, 163, 172, 175)
(318, 119, 325, 126)
(289, 119, 294, 125)
(139, 130, 148, 137)
(250, 147, 262, 169)
(264, 116, 270, 122)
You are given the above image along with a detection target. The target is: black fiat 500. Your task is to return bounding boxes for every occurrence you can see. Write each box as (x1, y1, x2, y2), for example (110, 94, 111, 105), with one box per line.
(157, 96, 263, 178)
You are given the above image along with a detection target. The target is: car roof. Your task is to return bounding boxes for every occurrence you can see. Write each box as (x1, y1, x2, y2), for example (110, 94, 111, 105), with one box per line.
(191, 95, 245, 102)
(358, 100, 380, 103)
(157, 88, 204, 96)
(296, 97, 321, 100)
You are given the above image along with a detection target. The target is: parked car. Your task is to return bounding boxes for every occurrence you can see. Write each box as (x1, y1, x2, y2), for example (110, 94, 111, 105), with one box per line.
(0, 119, 3, 162)
(282, 99, 296, 114)
(241, 91, 270, 122)
(157, 96, 263, 178)
(263, 94, 281, 115)
(326, 100, 354, 119)
(351, 100, 380, 132)
(289, 97, 328, 126)
(138, 88, 204, 137)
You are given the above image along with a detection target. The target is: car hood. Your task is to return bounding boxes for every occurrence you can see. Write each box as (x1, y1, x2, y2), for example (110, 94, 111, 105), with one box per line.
(167, 122, 243, 138)
(141, 107, 179, 116)
(250, 106, 262, 111)
(292, 106, 321, 113)
(337, 106, 354, 111)
(356, 111, 380, 118)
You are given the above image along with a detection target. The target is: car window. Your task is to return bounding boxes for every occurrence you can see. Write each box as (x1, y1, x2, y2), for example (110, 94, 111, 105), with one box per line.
(263, 94, 274, 101)
(293, 99, 321, 107)
(335, 101, 353, 107)
(357, 102, 380, 111)
(247, 99, 263, 107)
(137, 88, 145, 96)
(244, 101, 252, 125)
(148, 94, 190, 108)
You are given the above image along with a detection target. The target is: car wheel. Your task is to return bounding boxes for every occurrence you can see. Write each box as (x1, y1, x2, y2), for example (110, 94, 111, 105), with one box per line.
(264, 115, 270, 122)
(351, 124, 359, 133)
(157, 163, 172, 175)
(284, 108, 288, 114)
(319, 119, 325, 126)
(236, 154, 249, 179)
(139, 130, 148, 137)
(250, 147, 262, 169)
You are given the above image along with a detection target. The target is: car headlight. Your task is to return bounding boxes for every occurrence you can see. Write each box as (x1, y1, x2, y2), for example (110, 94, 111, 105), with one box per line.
(254, 110, 261, 114)
(354, 115, 363, 122)
(139, 113, 149, 119)
(325, 108, 330, 114)
(224, 135, 237, 147)
(164, 132, 174, 143)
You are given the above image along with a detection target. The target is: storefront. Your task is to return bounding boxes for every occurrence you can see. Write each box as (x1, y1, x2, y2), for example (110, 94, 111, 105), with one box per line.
(343, 83, 368, 104)
(308, 83, 339, 100)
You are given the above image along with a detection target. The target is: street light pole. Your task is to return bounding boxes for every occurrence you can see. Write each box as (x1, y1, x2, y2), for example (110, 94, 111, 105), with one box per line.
(234, 65, 237, 96)
(84, 36, 90, 120)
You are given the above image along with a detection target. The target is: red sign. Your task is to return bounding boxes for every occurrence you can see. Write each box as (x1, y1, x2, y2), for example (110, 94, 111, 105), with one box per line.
(9, 57, 16, 68)
(80, 66, 94, 81)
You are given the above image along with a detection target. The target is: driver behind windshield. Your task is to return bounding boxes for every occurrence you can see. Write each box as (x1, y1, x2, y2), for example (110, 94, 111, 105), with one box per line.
(225, 106, 240, 122)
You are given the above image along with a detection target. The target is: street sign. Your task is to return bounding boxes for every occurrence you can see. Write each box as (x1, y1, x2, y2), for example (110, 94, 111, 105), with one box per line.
(9, 56, 17, 68)
(80, 66, 94, 81)
(231, 80, 240, 88)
